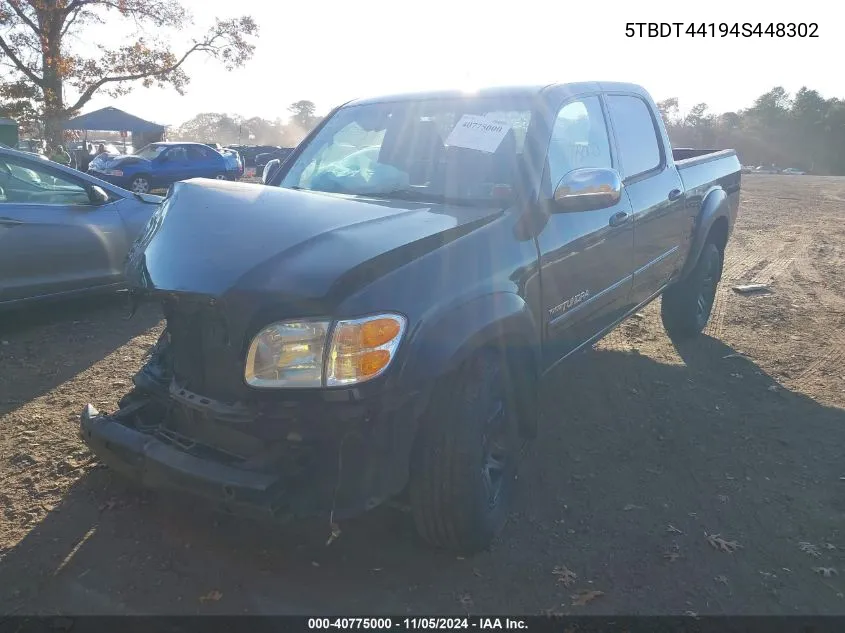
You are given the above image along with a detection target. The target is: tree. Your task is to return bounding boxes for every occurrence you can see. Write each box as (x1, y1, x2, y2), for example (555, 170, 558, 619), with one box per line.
(171, 109, 316, 147)
(0, 0, 259, 145)
(0, 77, 39, 134)
(656, 97, 679, 126)
(287, 99, 318, 133)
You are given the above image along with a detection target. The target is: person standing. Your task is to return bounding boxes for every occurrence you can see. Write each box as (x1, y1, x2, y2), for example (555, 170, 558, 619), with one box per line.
(49, 143, 71, 166)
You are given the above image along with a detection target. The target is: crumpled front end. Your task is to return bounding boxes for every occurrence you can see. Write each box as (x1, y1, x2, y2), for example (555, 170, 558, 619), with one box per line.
(79, 300, 426, 522)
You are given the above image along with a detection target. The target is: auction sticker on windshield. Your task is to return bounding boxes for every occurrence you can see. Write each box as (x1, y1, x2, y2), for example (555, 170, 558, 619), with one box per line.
(445, 114, 512, 153)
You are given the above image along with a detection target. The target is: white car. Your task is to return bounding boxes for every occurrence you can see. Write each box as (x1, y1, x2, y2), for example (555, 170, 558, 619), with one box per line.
(781, 168, 806, 175)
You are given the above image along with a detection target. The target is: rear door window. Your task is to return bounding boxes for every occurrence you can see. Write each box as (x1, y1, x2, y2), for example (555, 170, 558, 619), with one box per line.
(605, 95, 662, 179)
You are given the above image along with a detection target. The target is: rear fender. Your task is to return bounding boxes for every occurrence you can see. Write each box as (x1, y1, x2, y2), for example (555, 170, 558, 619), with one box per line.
(679, 187, 731, 280)
(396, 293, 541, 438)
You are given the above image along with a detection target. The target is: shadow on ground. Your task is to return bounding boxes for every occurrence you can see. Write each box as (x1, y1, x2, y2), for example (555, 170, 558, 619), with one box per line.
(0, 295, 161, 416)
(2, 335, 845, 615)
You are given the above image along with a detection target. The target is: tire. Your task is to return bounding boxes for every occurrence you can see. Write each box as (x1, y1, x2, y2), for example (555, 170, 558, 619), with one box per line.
(409, 348, 520, 553)
(214, 173, 228, 180)
(129, 175, 151, 194)
(661, 241, 724, 340)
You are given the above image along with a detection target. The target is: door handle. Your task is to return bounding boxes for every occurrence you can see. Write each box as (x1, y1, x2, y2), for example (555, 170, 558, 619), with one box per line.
(608, 211, 629, 227)
(0, 217, 25, 227)
(668, 188, 682, 201)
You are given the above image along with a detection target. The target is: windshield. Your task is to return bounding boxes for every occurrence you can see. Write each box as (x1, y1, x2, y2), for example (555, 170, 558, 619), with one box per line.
(135, 144, 168, 159)
(280, 96, 534, 204)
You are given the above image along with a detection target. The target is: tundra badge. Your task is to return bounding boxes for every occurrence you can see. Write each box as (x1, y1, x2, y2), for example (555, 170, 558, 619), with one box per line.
(549, 290, 591, 318)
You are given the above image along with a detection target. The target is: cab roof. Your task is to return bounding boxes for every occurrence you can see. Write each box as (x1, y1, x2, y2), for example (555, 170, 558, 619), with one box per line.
(343, 82, 650, 108)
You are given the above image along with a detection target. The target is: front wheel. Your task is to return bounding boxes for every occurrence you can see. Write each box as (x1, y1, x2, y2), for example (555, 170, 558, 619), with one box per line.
(129, 175, 151, 194)
(409, 348, 520, 553)
(661, 242, 724, 340)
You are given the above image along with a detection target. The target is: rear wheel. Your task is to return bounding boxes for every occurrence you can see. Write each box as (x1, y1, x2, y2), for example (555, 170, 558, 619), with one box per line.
(409, 348, 520, 553)
(129, 175, 151, 194)
(661, 241, 724, 339)
(214, 173, 228, 180)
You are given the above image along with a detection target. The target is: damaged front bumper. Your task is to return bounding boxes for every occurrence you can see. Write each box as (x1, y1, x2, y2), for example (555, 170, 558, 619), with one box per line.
(79, 377, 426, 522)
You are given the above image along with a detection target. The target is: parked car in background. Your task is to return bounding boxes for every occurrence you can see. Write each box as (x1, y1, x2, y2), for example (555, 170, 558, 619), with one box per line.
(781, 167, 806, 175)
(88, 142, 241, 194)
(0, 145, 161, 307)
(255, 147, 294, 171)
(82, 81, 741, 552)
(202, 142, 244, 179)
(226, 145, 282, 168)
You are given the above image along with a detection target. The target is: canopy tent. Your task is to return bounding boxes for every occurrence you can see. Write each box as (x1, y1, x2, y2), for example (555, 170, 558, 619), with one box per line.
(62, 106, 165, 134)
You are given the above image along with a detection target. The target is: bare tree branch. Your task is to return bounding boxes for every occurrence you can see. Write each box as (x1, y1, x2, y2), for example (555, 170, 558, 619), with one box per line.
(60, 6, 84, 38)
(68, 40, 201, 111)
(0, 33, 42, 85)
(5, 0, 39, 36)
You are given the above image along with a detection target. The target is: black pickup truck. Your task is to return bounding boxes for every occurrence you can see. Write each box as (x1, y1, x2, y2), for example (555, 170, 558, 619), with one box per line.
(80, 82, 740, 552)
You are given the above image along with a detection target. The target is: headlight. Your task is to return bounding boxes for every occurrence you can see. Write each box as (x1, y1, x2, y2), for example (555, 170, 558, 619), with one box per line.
(244, 313, 406, 389)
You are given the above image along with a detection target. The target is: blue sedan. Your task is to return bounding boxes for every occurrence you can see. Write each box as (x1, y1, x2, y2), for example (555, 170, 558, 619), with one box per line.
(88, 142, 241, 194)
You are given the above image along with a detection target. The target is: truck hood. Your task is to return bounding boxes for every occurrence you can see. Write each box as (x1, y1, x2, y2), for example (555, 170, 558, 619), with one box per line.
(125, 179, 501, 304)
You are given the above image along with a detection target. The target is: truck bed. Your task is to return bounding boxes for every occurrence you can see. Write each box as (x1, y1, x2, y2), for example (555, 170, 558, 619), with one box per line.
(673, 148, 741, 197)
(673, 147, 736, 166)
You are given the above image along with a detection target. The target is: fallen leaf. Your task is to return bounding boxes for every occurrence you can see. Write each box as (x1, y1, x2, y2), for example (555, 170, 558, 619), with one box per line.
(199, 590, 222, 603)
(684, 611, 698, 618)
(325, 522, 341, 546)
(813, 567, 838, 578)
(623, 504, 643, 511)
(553, 565, 577, 587)
(767, 385, 779, 392)
(715, 575, 728, 585)
(667, 524, 684, 534)
(571, 589, 604, 606)
(826, 543, 837, 550)
(458, 592, 474, 610)
(705, 532, 741, 553)
(799, 542, 822, 558)
(733, 283, 770, 294)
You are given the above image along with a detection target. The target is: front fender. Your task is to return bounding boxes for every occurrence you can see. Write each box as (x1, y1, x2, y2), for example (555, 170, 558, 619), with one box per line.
(679, 187, 731, 280)
(396, 292, 542, 436)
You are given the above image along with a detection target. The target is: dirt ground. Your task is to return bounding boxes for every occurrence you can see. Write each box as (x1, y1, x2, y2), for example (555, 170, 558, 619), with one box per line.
(2, 174, 845, 615)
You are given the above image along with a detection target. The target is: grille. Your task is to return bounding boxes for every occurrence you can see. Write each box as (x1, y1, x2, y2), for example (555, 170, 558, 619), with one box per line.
(166, 308, 208, 392)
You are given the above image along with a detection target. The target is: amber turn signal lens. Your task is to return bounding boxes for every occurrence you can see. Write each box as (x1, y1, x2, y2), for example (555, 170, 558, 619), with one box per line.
(358, 349, 391, 376)
(360, 318, 401, 348)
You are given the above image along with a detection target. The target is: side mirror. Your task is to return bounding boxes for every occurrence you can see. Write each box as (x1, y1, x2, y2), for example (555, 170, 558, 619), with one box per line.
(262, 158, 281, 184)
(89, 185, 110, 205)
(552, 167, 622, 213)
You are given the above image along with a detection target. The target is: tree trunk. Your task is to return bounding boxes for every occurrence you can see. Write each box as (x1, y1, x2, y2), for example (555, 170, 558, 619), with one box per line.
(40, 2, 66, 148)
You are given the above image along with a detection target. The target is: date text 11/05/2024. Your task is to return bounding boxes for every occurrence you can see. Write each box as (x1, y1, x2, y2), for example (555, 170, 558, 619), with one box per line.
(625, 22, 819, 37)
(307, 618, 528, 630)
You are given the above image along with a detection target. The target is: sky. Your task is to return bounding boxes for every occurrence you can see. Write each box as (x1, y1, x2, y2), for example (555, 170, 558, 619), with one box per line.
(76, 0, 838, 128)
